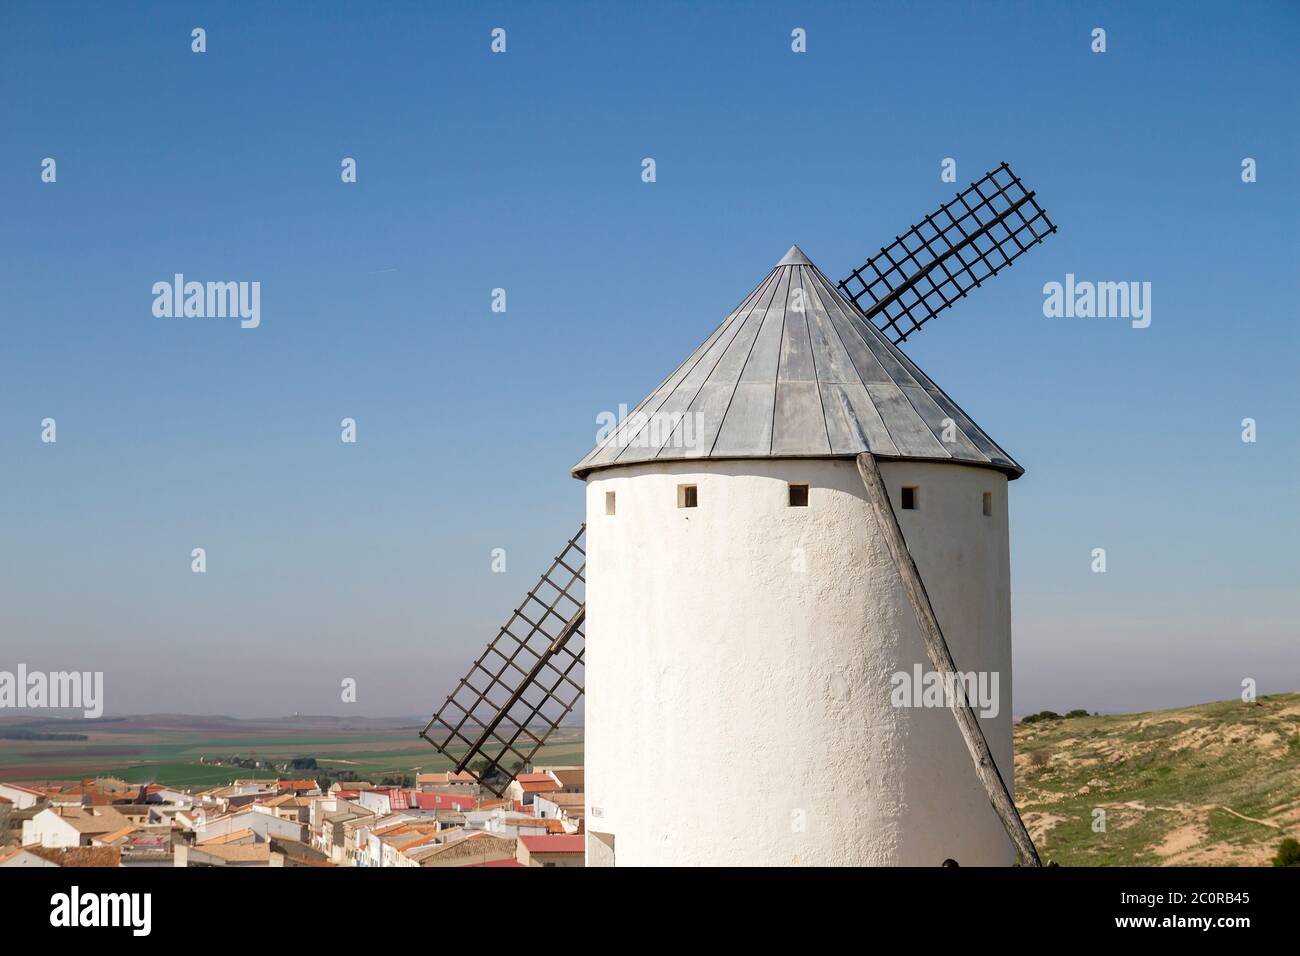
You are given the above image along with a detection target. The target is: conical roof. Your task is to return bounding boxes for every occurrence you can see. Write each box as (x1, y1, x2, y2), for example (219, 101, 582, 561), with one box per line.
(572, 245, 1022, 479)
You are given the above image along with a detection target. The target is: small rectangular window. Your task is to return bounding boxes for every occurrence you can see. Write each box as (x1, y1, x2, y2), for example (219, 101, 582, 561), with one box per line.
(605, 491, 616, 516)
(982, 492, 992, 517)
(677, 484, 697, 509)
(788, 483, 809, 507)
(901, 486, 918, 510)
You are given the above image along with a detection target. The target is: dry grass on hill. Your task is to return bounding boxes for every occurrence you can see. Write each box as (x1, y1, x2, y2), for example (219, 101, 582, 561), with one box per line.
(1015, 692, 1300, 866)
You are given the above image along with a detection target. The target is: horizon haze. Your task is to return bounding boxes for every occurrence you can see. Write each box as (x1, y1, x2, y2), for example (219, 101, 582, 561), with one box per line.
(2, 2, 1297, 720)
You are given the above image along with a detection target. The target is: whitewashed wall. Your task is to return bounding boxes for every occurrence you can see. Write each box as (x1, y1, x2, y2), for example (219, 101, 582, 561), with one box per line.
(583, 458, 1014, 866)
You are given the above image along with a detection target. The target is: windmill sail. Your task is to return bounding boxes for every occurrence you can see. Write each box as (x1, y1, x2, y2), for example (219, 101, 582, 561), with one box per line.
(839, 162, 1057, 344)
(420, 525, 586, 797)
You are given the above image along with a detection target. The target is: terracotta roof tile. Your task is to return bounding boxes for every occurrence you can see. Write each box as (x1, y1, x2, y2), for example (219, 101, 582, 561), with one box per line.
(96, 825, 139, 844)
(28, 846, 122, 867)
(416, 771, 477, 784)
(518, 834, 584, 854)
(197, 843, 272, 863)
(52, 807, 130, 834)
(463, 858, 525, 867)
(538, 792, 585, 806)
(519, 781, 560, 793)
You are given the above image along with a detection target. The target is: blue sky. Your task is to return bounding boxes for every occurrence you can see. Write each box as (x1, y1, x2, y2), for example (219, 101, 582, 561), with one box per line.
(1, 1, 1296, 717)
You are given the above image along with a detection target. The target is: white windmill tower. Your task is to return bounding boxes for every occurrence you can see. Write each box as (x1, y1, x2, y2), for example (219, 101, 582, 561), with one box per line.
(423, 164, 1056, 867)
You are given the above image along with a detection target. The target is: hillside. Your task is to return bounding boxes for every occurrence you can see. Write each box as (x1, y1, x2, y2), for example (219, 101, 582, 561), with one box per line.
(1015, 692, 1300, 866)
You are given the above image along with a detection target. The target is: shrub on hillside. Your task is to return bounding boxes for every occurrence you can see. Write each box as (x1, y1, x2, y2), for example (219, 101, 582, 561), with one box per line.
(1274, 837, 1300, 867)
(1021, 709, 1095, 724)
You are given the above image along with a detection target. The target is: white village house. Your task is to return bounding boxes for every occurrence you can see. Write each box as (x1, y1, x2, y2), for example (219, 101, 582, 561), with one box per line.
(23, 806, 131, 848)
(192, 804, 306, 844)
(0, 783, 44, 810)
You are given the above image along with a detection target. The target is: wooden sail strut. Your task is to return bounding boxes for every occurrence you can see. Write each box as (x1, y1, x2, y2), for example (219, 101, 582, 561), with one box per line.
(856, 451, 1042, 867)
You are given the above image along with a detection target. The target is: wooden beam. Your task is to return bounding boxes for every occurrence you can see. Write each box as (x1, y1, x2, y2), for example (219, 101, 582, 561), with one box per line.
(855, 452, 1041, 867)
(452, 606, 586, 775)
(857, 190, 1038, 324)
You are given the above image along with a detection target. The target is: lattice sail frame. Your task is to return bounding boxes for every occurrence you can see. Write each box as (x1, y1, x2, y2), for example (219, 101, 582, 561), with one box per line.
(420, 525, 586, 797)
(839, 162, 1057, 344)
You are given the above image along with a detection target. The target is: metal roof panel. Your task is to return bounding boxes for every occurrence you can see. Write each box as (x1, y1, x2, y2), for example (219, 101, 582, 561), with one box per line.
(573, 245, 1023, 479)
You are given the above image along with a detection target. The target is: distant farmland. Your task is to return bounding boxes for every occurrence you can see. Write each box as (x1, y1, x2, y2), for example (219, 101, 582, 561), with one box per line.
(0, 714, 584, 786)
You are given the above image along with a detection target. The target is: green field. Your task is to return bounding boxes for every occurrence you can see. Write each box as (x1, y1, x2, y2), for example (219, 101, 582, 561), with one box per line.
(0, 714, 583, 787)
(111, 763, 281, 786)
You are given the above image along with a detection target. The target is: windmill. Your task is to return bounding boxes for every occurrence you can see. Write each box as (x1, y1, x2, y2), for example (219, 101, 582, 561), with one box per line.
(421, 162, 1056, 866)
